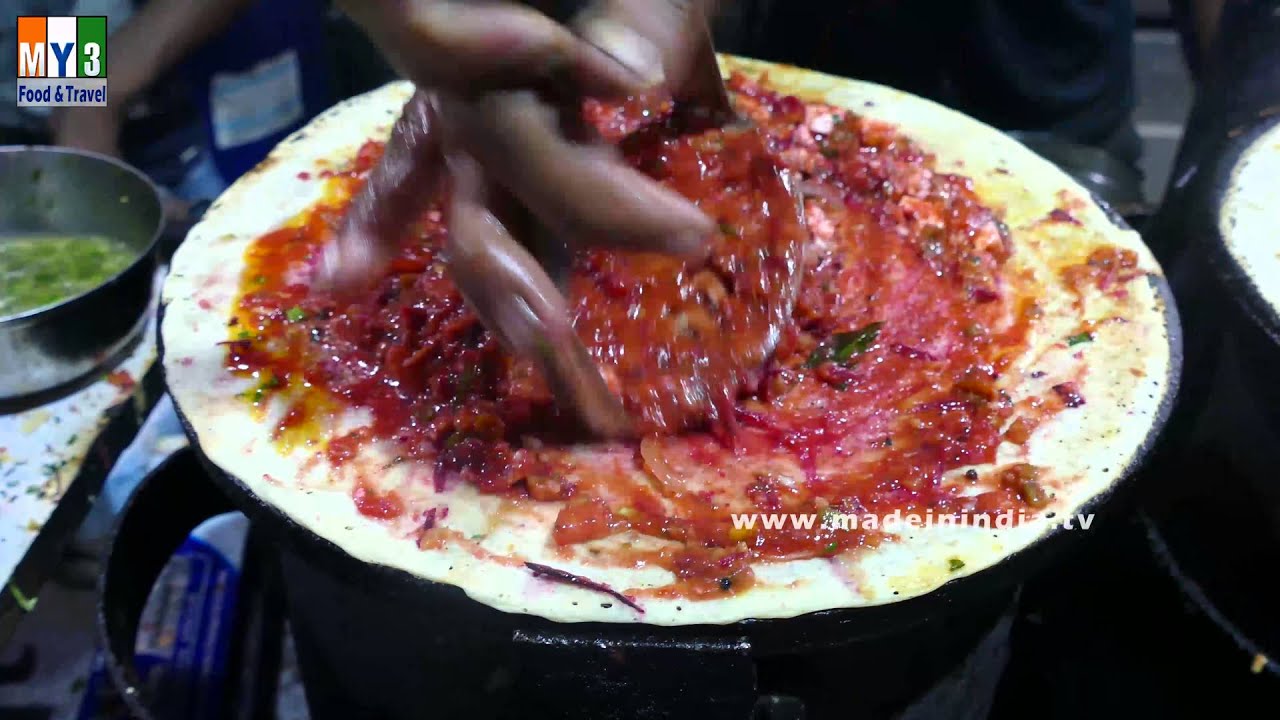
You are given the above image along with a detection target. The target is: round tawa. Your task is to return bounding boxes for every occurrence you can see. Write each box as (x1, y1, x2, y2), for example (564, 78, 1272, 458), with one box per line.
(160, 56, 1180, 626)
(1214, 117, 1280, 346)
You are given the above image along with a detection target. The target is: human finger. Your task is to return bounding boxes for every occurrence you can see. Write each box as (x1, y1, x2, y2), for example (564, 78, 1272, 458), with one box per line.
(439, 90, 714, 258)
(444, 153, 634, 438)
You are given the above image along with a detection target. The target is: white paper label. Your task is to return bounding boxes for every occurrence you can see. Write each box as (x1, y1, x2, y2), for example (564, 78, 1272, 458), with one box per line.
(209, 49, 304, 150)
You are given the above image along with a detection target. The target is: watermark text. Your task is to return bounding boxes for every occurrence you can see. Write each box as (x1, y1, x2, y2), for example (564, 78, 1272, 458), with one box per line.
(730, 509, 1094, 533)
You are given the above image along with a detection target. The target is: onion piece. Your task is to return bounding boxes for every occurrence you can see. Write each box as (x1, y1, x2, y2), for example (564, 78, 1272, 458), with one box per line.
(640, 436, 679, 491)
(796, 180, 844, 204)
(525, 562, 644, 613)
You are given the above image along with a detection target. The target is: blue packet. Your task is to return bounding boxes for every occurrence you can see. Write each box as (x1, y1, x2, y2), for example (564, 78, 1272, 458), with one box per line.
(76, 513, 249, 720)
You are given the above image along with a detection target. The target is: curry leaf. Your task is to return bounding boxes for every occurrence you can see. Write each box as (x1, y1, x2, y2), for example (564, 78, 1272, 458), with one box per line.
(1066, 332, 1093, 346)
(806, 322, 883, 367)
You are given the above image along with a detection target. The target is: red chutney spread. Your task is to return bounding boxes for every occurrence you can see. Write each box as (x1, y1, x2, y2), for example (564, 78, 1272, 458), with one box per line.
(539, 117, 805, 436)
(226, 73, 1096, 594)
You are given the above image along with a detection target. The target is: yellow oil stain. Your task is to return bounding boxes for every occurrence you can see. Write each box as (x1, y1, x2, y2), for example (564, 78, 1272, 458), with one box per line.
(19, 410, 51, 434)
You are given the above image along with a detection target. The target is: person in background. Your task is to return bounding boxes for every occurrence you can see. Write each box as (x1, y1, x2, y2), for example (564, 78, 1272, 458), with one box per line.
(51, 0, 345, 202)
(715, 0, 1144, 169)
(1167, 0, 1226, 80)
(721, 0, 1231, 170)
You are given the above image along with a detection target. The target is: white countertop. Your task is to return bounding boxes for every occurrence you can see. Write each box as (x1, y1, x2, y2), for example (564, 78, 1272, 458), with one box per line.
(0, 312, 158, 604)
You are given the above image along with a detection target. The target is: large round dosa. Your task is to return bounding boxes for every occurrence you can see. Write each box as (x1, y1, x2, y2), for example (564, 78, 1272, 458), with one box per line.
(161, 56, 1176, 625)
(1218, 119, 1280, 341)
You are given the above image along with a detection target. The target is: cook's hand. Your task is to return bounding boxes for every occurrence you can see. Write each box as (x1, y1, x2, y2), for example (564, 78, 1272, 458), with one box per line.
(336, 0, 713, 98)
(320, 1, 719, 436)
(323, 0, 717, 287)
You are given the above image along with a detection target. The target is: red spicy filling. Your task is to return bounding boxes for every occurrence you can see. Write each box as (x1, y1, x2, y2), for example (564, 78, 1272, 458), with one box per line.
(539, 117, 806, 436)
(227, 73, 1106, 594)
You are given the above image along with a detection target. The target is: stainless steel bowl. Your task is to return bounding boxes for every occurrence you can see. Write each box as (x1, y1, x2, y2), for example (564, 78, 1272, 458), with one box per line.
(0, 146, 164, 400)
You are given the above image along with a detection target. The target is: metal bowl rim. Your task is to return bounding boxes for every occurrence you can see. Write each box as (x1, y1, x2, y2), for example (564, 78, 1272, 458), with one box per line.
(0, 144, 164, 324)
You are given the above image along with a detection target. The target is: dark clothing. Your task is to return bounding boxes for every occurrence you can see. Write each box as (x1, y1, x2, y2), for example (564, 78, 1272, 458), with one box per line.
(714, 0, 1138, 165)
(177, 0, 334, 183)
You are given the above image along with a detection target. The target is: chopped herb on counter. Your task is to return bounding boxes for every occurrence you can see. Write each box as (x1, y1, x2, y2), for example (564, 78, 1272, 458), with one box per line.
(8, 583, 37, 612)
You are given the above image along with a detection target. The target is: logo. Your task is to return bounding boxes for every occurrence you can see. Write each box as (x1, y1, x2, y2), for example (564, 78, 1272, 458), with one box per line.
(15, 16, 107, 107)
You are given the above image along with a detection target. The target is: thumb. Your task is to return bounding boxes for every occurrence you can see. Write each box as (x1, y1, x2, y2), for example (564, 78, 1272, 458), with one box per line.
(575, 0, 721, 100)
